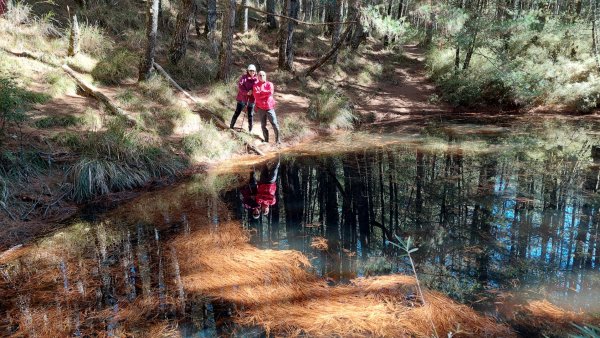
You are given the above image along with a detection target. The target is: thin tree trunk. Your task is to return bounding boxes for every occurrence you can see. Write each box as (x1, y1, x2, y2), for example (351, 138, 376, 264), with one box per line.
(217, 0, 237, 80)
(284, 0, 300, 70)
(278, 0, 289, 68)
(331, 0, 343, 63)
(139, 0, 160, 81)
(593, 0, 600, 72)
(205, 0, 218, 56)
(383, 0, 392, 47)
(68, 11, 80, 57)
(267, 0, 278, 29)
(168, 0, 196, 64)
(241, 0, 249, 32)
(397, 0, 404, 18)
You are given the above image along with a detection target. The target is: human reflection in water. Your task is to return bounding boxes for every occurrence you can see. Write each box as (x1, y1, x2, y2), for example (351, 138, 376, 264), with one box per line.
(240, 158, 280, 220)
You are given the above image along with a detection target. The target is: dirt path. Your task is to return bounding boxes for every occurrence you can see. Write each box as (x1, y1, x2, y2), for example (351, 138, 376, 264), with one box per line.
(340, 44, 452, 133)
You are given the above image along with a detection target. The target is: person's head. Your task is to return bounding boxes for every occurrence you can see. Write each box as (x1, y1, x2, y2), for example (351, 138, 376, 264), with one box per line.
(252, 207, 261, 219)
(261, 204, 270, 216)
(258, 71, 267, 82)
(247, 64, 257, 76)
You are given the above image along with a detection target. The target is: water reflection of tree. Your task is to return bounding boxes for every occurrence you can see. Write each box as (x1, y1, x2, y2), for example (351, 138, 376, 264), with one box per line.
(238, 139, 600, 311)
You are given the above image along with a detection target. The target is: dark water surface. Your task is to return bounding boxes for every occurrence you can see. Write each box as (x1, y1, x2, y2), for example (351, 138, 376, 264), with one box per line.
(1, 120, 599, 336)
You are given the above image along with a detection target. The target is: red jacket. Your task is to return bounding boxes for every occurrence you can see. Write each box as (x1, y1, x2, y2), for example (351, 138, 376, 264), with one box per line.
(253, 81, 276, 110)
(256, 183, 277, 206)
(236, 74, 258, 103)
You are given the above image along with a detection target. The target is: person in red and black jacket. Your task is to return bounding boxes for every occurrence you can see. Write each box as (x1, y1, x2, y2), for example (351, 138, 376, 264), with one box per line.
(230, 64, 258, 131)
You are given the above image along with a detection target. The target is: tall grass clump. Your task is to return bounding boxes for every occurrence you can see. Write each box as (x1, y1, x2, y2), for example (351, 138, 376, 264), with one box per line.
(182, 121, 240, 162)
(280, 115, 312, 142)
(78, 23, 113, 57)
(34, 115, 81, 129)
(44, 70, 77, 97)
(91, 49, 138, 85)
(307, 86, 356, 129)
(139, 75, 175, 105)
(163, 52, 218, 88)
(67, 122, 183, 201)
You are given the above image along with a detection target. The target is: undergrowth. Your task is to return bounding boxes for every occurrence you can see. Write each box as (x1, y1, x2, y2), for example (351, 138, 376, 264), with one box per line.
(66, 121, 183, 201)
(307, 85, 356, 130)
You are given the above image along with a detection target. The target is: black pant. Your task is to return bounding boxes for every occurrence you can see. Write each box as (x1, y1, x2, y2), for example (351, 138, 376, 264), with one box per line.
(259, 159, 280, 184)
(230, 101, 255, 131)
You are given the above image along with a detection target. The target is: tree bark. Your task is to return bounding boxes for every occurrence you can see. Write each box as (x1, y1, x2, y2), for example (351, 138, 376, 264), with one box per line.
(240, 0, 249, 32)
(593, 0, 600, 72)
(68, 12, 80, 57)
(423, 1, 435, 46)
(331, 0, 343, 63)
(282, 0, 300, 70)
(205, 0, 218, 56)
(267, 0, 278, 29)
(397, 0, 404, 18)
(139, 0, 160, 81)
(217, 0, 237, 81)
(278, 0, 289, 69)
(168, 0, 196, 64)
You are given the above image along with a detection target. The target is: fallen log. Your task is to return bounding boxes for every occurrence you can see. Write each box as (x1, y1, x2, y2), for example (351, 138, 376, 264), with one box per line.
(61, 64, 137, 125)
(301, 23, 353, 78)
(153, 62, 265, 156)
(3, 48, 60, 67)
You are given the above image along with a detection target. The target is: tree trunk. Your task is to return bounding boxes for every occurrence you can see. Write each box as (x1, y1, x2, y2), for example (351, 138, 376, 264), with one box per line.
(0, 0, 7, 16)
(204, 0, 218, 56)
(423, 2, 435, 46)
(383, 0, 392, 47)
(267, 0, 278, 29)
(397, 0, 404, 18)
(217, 0, 237, 81)
(139, 0, 160, 81)
(331, 0, 343, 63)
(240, 0, 249, 32)
(278, 0, 289, 69)
(68, 12, 80, 57)
(593, 0, 600, 72)
(168, 0, 196, 64)
(284, 0, 300, 71)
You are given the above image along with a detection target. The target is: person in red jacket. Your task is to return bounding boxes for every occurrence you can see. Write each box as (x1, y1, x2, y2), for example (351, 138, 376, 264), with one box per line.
(230, 64, 258, 131)
(256, 159, 280, 216)
(252, 71, 280, 144)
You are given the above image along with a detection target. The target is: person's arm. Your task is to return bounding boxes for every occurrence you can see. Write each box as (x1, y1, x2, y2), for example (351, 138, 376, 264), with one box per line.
(238, 76, 246, 91)
(269, 82, 275, 96)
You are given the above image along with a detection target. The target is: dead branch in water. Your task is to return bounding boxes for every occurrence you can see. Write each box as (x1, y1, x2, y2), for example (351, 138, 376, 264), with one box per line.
(61, 64, 137, 125)
(153, 62, 265, 156)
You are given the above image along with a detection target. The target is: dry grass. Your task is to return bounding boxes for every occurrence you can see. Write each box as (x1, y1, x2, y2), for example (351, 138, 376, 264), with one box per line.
(503, 299, 597, 335)
(173, 221, 514, 337)
(310, 236, 329, 251)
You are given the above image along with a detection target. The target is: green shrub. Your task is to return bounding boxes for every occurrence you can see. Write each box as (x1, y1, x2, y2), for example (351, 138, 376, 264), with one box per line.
(91, 49, 138, 85)
(34, 115, 81, 129)
(307, 86, 356, 130)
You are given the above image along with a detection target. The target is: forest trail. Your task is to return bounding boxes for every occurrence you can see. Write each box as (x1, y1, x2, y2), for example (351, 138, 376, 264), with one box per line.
(347, 44, 452, 129)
